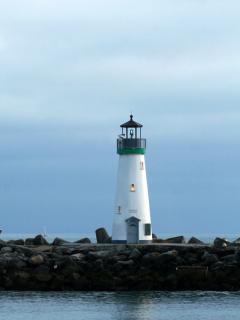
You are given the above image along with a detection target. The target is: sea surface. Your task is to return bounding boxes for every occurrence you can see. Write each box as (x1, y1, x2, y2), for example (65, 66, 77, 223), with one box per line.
(1, 233, 240, 320)
(1, 233, 240, 244)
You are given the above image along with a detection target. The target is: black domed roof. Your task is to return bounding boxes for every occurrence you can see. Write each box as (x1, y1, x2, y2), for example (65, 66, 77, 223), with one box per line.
(120, 115, 143, 128)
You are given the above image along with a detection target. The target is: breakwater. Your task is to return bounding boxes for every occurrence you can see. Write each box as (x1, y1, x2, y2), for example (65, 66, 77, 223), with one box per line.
(1, 235, 240, 291)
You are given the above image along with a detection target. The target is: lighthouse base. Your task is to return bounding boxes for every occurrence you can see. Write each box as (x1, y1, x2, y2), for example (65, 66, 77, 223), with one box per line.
(111, 240, 152, 244)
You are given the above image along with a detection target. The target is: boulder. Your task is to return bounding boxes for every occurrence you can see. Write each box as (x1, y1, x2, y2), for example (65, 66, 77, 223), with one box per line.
(232, 237, 240, 245)
(9, 271, 30, 281)
(87, 251, 112, 261)
(0, 247, 12, 254)
(152, 250, 178, 265)
(188, 237, 203, 244)
(135, 267, 152, 278)
(34, 274, 53, 282)
(203, 256, 219, 266)
(103, 236, 112, 243)
(7, 239, 25, 245)
(25, 238, 35, 245)
(33, 235, 49, 246)
(0, 266, 6, 275)
(115, 260, 135, 267)
(74, 238, 91, 244)
(71, 253, 86, 261)
(142, 252, 161, 263)
(0, 239, 7, 248)
(129, 248, 142, 261)
(176, 266, 208, 279)
(219, 254, 240, 264)
(214, 237, 231, 247)
(0, 276, 13, 289)
(201, 251, 212, 261)
(33, 265, 51, 274)
(108, 255, 128, 264)
(153, 236, 186, 244)
(95, 228, 110, 243)
(29, 254, 44, 266)
(52, 237, 70, 246)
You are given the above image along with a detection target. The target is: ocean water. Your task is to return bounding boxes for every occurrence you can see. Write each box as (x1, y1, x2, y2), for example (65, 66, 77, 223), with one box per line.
(1, 233, 240, 244)
(0, 291, 240, 320)
(1, 233, 240, 319)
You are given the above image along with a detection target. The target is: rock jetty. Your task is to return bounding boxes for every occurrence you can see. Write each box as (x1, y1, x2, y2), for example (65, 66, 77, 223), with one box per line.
(1, 234, 240, 291)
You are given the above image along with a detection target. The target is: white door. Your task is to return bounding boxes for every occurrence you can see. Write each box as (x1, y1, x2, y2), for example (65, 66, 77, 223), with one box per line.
(127, 219, 138, 244)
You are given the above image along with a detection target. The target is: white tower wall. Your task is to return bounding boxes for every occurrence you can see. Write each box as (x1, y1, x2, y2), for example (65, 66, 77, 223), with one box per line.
(112, 153, 152, 244)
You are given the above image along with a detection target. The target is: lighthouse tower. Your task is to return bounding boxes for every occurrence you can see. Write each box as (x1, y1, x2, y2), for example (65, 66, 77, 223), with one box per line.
(111, 115, 152, 244)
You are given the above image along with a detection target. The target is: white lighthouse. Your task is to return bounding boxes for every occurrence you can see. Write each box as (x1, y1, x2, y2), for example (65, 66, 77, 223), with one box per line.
(111, 115, 152, 244)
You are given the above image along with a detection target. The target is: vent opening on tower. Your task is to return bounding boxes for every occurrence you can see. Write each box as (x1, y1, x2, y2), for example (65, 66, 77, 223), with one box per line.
(145, 223, 151, 236)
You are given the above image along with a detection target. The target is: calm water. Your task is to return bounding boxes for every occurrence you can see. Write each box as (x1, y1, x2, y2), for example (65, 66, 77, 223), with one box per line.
(0, 291, 240, 320)
(1, 234, 240, 319)
(1, 233, 240, 244)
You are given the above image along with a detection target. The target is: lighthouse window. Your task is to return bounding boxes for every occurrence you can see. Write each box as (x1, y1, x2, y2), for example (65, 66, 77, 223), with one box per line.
(145, 223, 151, 236)
(140, 162, 144, 170)
(118, 206, 121, 214)
(131, 184, 135, 192)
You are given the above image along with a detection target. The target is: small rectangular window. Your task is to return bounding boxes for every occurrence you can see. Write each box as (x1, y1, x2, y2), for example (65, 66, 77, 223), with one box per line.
(131, 184, 135, 192)
(140, 161, 144, 170)
(145, 223, 151, 236)
(118, 206, 121, 214)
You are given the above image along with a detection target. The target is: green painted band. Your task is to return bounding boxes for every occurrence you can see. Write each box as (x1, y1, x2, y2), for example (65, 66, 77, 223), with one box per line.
(117, 149, 146, 154)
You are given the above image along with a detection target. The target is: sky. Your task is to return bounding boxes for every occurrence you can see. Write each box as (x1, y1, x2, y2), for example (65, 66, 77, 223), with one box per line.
(0, 0, 240, 236)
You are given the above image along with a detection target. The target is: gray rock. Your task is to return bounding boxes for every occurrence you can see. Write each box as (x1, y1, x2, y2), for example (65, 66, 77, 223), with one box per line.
(142, 252, 161, 262)
(108, 255, 128, 263)
(135, 267, 152, 277)
(188, 237, 203, 244)
(25, 238, 35, 245)
(129, 248, 142, 261)
(203, 256, 219, 266)
(7, 239, 25, 245)
(74, 238, 91, 244)
(29, 254, 44, 266)
(34, 273, 52, 282)
(0, 257, 14, 268)
(103, 236, 112, 244)
(33, 265, 51, 274)
(93, 259, 103, 268)
(153, 236, 186, 244)
(214, 237, 231, 247)
(87, 251, 113, 261)
(33, 235, 49, 246)
(219, 254, 240, 263)
(10, 246, 35, 257)
(232, 237, 240, 244)
(115, 260, 135, 267)
(95, 228, 110, 243)
(0, 247, 12, 254)
(0, 239, 7, 248)
(0, 266, 6, 275)
(9, 271, 30, 281)
(52, 237, 70, 246)
(119, 250, 132, 256)
(201, 251, 212, 261)
(152, 250, 178, 265)
(71, 253, 86, 261)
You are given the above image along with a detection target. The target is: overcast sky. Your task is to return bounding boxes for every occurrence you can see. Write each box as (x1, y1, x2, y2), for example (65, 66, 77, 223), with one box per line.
(1, 1, 240, 236)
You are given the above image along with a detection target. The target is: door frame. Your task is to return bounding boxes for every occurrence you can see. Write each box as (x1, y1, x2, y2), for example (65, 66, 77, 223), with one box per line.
(125, 216, 141, 244)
